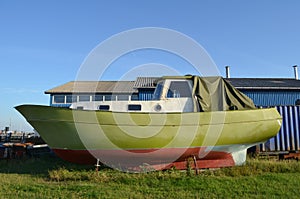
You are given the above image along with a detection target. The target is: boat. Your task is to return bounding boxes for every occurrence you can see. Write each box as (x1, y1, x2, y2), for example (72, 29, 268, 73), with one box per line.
(15, 76, 282, 171)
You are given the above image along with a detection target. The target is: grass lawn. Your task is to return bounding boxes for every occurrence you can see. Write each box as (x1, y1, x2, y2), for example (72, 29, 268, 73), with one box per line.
(0, 155, 299, 198)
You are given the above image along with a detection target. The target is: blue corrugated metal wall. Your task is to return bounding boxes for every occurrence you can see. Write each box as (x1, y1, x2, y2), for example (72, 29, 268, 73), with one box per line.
(261, 106, 300, 152)
(242, 90, 300, 106)
(138, 89, 154, 101)
(49, 95, 53, 106)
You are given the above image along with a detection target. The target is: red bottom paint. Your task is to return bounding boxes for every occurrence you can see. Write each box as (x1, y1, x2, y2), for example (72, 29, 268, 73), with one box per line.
(52, 147, 235, 171)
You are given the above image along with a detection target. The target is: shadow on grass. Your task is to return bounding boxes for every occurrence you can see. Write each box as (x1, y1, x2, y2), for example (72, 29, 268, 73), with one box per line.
(0, 154, 94, 175)
(2, 155, 300, 179)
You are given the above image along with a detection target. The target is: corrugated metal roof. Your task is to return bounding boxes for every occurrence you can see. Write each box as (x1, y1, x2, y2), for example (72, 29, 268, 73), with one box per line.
(133, 77, 159, 88)
(45, 81, 137, 94)
(226, 78, 300, 90)
(45, 77, 300, 94)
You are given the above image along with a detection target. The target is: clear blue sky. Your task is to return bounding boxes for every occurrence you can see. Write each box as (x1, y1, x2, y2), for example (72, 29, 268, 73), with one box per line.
(1, 0, 300, 131)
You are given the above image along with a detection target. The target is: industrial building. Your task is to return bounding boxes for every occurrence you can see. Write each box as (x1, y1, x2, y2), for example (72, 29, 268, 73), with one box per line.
(46, 66, 300, 107)
(227, 78, 300, 106)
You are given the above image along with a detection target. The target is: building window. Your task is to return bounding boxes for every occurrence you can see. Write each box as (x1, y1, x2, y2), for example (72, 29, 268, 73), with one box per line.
(117, 95, 129, 101)
(104, 95, 116, 101)
(53, 95, 65, 103)
(94, 95, 104, 101)
(105, 95, 112, 101)
(79, 95, 90, 102)
(66, 95, 77, 103)
(131, 94, 139, 101)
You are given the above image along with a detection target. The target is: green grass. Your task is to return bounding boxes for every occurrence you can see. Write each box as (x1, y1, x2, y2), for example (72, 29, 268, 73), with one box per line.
(1, 155, 300, 198)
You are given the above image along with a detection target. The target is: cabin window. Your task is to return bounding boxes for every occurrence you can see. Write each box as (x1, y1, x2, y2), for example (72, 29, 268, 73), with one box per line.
(53, 95, 65, 103)
(76, 106, 84, 110)
(167, 81, 192, 98)
(153, 81, 164, 100)
(128, 104, 141, 111)
(79, 95, 90, 102)
(296, 99, 300, 106)
(98, 105, 110, 111)
(66, 95, 77, 103)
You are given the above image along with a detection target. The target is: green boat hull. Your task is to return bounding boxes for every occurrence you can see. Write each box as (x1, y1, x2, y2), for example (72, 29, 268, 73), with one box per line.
(16, 105, 282, 170)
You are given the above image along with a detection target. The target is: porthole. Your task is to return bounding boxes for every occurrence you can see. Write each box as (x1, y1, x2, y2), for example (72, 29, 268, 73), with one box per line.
(154, 104, 162, 111)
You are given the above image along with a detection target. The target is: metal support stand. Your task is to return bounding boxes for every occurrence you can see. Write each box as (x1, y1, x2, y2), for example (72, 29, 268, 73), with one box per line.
(95, 159, 100, 173)
(193, 155, 199, 175)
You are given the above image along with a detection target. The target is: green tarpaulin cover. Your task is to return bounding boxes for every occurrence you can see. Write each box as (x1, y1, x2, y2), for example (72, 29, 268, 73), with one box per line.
(191, 76, 256, 112)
